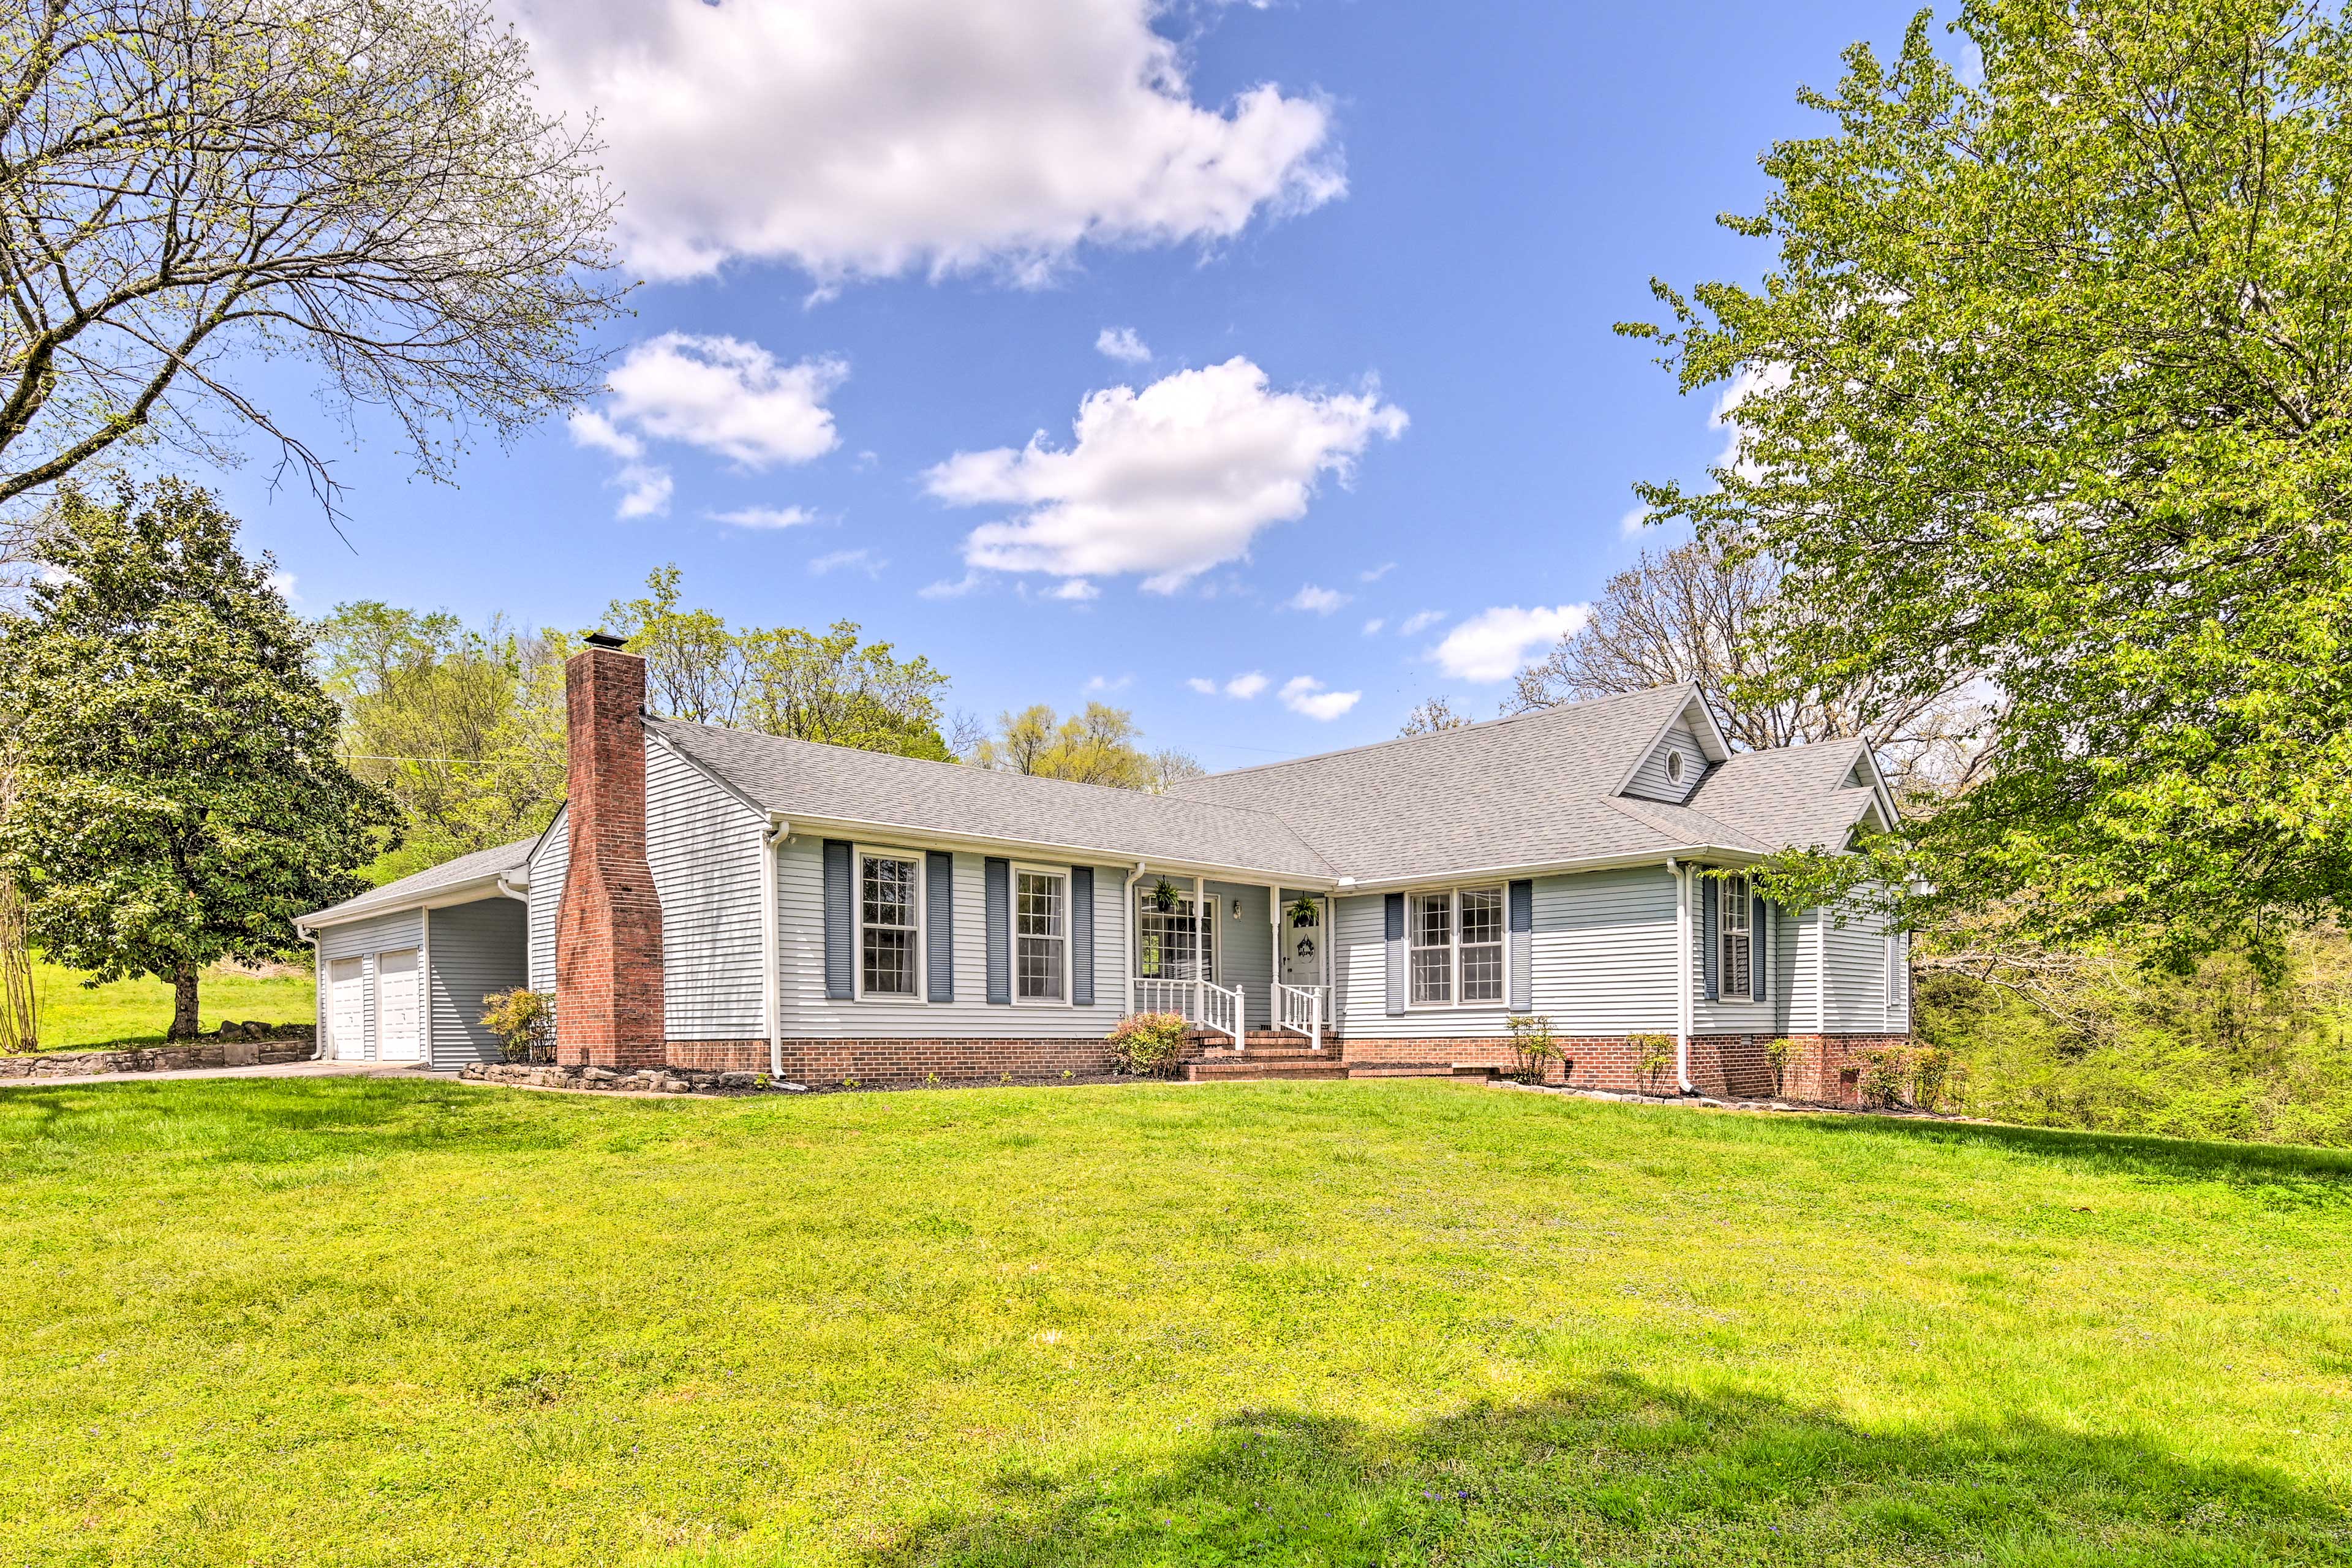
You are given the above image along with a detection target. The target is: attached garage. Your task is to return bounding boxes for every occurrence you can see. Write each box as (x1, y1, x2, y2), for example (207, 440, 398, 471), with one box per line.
(297, 839, 537, 1069)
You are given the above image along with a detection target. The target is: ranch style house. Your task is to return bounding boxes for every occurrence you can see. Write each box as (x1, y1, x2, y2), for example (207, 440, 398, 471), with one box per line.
(296, 637, 1912, 1099)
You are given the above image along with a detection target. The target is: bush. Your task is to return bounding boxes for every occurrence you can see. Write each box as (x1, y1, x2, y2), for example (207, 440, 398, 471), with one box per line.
(1505, 1013, 1559, 1084)
(1630, 1033, 1675, 1096)
(1107, 1012, 1189, 1077)
(1765, 1036, 1799, 1098)
(480, 988, 553, 1064)
(1860, 1046, 1912, 1109)
(1910, 1046, 1956, 1112)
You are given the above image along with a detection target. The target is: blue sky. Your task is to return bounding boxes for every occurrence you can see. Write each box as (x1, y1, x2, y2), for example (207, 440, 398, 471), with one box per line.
(203, 0, 1914, 770)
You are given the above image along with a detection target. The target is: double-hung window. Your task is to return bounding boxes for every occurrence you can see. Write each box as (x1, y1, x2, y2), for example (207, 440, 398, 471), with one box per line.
(858, 850, 921, 998)
(1015, 867, 1068, 1003)
(1719, 873, 1753, 1001)
(1411, 886, 1506, 1006)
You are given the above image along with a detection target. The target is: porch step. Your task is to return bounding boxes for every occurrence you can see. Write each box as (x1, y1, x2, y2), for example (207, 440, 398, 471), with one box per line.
(1187, 1057, 1350, 1082)
(1184, 1030, 1340, 1050)
(1345, 1062, 1501, 1080)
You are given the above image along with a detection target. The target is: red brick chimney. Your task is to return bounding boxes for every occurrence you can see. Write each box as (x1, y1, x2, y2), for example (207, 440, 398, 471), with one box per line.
(556, 635, 665, 1069)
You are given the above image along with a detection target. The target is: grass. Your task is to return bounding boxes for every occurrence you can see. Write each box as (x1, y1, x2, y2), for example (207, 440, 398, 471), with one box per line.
(1, 1077, 2346, 1567)
(28, 956, 315, 1050)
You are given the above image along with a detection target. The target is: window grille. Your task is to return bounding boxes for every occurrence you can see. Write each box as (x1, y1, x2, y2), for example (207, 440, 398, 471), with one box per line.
(1720, 873, 1752, 1001)
(1137, 893, 1215, 981)
(1411, 892, 1453, 1004)
(860, 853, 919, 997)
(1460, 887, 1505, 1003)
(1016, 870, 1066, 1001)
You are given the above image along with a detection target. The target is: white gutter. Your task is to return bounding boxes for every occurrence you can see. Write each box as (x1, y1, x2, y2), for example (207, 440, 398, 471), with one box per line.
(1122, 861, 1148, 1016)
(1669, 858, 1694, 1095)
(746, 810, 1336, 891)
(762, 814, 791, 1077)
(494, 873, 529, 903)
(1342, 844, 1759, 894)
(299, 873, 523, 929)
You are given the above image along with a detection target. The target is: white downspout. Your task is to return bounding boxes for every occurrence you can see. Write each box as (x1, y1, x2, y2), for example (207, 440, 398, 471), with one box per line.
(1123, 862, 1147, 1016)
(420, 907, 433, 1068)
(296, 921, 324, 1061)
(762, 814, 791, 1078)
(1670, 858, 1694, 1094)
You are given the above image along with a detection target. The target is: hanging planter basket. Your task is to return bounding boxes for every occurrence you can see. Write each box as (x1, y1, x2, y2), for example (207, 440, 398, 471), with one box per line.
(1286, 895, 1321, 929)
(1148, 877, 1180, 913)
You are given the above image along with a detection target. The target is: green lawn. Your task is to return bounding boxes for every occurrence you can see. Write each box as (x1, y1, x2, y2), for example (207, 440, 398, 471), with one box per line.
(2, 1078, 2345, 1567)
(29, 957, 315, 1050)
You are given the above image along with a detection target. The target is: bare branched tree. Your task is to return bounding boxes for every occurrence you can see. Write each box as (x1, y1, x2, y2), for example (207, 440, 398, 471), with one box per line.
(1511, 535, 1985, 797)
(1398, 695, 1474, 737)
(0, 0, 625, 529)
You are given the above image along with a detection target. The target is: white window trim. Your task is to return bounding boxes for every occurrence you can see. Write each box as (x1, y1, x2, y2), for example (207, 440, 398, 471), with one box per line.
(1665, 747, 1686, 785)
(1719, 872, 1754, 1003)
(1406, 884, 1507, 1010)
(853, 843, 925, 1003)
(1011, 861, 1074, 1008)
(1135, 885, 1215, 984)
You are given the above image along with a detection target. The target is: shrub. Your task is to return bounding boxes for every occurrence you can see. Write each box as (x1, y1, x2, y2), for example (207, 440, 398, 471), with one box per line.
(1860, 1047, 1912, 1109)
(1504, 1013, 1559, 1084)
(479, 988, 553, 1064)
(1107, 1012, 1189, 1077)
(1765, 1036, 1799, 1098)
(1910, 1046, 1956, 1112)
(1630, 1033, 1675, 1096)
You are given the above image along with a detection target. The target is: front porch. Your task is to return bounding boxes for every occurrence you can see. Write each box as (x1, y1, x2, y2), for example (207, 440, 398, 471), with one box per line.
(1123, 873, 1336, 1050)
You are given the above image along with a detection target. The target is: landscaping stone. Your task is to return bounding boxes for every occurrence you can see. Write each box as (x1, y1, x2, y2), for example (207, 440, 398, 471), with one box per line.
(454, 1060, 815, 1096)
(0, 1038, 315, 1077)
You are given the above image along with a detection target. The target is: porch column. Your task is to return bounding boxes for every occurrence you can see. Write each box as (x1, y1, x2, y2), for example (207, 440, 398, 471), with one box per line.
(1194, 874, 1207, 1022)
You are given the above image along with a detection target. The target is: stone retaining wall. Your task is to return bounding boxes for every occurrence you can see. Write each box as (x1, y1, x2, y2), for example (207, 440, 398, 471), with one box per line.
(0, 1036, 317, 1078)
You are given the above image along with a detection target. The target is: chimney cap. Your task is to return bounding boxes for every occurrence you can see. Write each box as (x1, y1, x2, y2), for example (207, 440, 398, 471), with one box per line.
(583, 630, 630, 650)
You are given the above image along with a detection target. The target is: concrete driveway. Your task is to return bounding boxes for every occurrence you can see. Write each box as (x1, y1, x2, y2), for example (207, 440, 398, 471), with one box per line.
(0, 1059, 446, 1089)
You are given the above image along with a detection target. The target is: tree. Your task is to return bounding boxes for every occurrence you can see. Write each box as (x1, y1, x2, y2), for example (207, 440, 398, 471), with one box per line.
(967, 703, 1196, 791)
(1511, 536, 1980, 797)
(311, 602, 567, 880)
(0, 0, 624, 519)
(0, 478, 395, 1038)
(601, 568, 954, 760)
(1398, 695, 1475, 737)
(1625, 0, 2352, 968)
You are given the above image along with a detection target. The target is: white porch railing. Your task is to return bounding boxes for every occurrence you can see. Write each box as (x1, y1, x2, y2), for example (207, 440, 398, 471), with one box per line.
(1133, 976, 1245, 1049)
(1275, 982, 1325, 1048)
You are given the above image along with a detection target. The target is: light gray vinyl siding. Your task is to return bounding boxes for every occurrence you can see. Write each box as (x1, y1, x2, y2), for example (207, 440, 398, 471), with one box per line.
(426, 897, 527, 1068)
(527, 805, 568, 996)
(647, 740, 766, 1041)
(1335, 865, 1680, 1039)
(1622, 722, 1707, 804)
(315, 909, 423, 1061)
(775, 835, 1128, 1038)
(1820, 902, 1899, 1033)
(1773, 900, 1803, 1035)
(1204, 881, 1273, 1027)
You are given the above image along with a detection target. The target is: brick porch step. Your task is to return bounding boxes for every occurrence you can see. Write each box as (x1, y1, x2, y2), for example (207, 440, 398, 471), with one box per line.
(1185, 1030, 1341, 1050)
(1345, 1062, 1500, 1080)
(1187, 1057, 1350, 1082)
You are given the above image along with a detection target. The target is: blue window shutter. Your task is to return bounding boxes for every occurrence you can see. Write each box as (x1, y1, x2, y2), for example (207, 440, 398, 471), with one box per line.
(1753, 892, 1770, 1003)
(925, 851, 954, 1003)
(1700, 875, 1719, 1001)
(984, 857, 1011, 1005)
(1071, 866, 1095, 1006)
(1384, 893, 1407, 1016)
(1507, 879, 1534, 1013)
(823, 840, 853, 1001)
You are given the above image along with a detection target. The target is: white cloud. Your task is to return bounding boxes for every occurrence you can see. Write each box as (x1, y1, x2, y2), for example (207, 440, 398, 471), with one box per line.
(1096, 326, 1152, 363)
(1286, 583, 1348, 615)
(1711, 363, 1790, 475)
(712, 505, 820, 530)
(1398, 609, 1444, 636)
(1278, 675, 1359, 721)
(1359, 560, 1395, 582)
(1618, 505, 1651, 538)
(809, 548, 883, 576)
(1185, 677, 1218, 695)
(1360, 617, 1385, 636)
(919, 573, 985, 599)
(1083, 673, 1132, 693)
(928, 356, 1406, 591)
(1049, 578, 1101, 601)
(264, 569, 298, 603)
(1430, 605, 1593, 684)
(512, 0, 1344, 285)
(1224, 671, 1270, 699)
(603, 334, 845, 467)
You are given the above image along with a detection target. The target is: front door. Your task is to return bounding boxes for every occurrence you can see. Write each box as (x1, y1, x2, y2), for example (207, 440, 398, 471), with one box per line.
(328, 957, 367, 1060)
(1280, 899, 1322, 990)
(375, 949, 423, 1061)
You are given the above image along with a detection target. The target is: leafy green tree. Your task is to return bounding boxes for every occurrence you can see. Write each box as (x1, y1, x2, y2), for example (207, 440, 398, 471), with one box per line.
(967, 703, 1198, 791)
(311, 603, 568, 881)
(1628, 0, 2352, 969)
(601, 567, 954, 759)
(0, 479, 396, 1038)
(0, 0, 623, 517)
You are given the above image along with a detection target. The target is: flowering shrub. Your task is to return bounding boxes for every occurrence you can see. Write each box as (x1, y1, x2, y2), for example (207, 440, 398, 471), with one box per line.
(1107, 1012, 1189, 1077)
(1630, 1033, 1675, 1095)
(1504, 1014, 1559, 1084)
(479, 988, 553, 1063)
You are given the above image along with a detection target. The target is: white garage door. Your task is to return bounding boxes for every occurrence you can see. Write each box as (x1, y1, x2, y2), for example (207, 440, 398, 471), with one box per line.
(328, 957, 368, 1060)
(376, 949, 423, 1061)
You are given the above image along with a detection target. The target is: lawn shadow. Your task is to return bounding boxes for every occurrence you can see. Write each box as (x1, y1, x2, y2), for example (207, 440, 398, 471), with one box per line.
(1796, 1111, 2352, 1198)
(818, 1374, 2340, 1567)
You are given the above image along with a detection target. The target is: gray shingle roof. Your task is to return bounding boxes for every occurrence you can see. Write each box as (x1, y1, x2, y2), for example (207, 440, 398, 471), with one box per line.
(1683, 738, 1885, 853)
(1166, 685, 1732, 882)
(648, 718, 1336, 880)
(301, 836, 535, 925)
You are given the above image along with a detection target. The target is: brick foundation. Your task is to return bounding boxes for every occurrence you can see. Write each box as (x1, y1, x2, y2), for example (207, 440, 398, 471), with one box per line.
(556, 641, 666, 1072)
(1338, 1032, 1899, 1102)
(1779, 1033, 1912, 1104)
